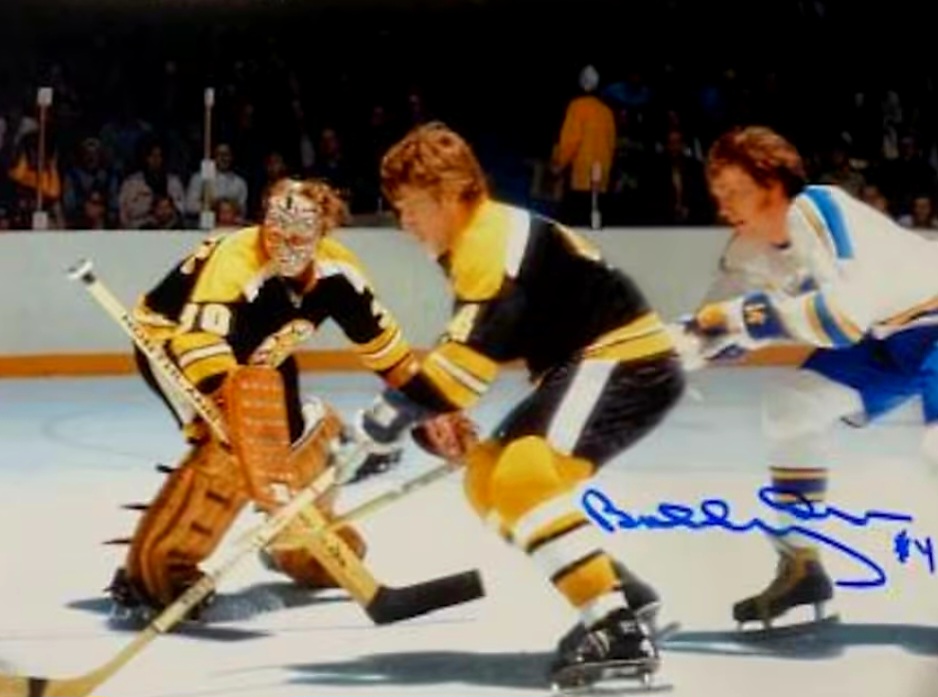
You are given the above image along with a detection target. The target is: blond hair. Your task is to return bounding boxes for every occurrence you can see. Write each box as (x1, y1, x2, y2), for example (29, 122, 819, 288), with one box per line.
(380, 122, 488, 205)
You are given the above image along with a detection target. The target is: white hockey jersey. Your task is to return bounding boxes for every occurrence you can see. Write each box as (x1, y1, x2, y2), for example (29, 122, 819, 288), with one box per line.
(705, 185, 938, 347)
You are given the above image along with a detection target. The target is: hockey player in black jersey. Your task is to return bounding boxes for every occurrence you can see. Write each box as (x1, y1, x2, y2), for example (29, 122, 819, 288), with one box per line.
(345, 122, 687, 690)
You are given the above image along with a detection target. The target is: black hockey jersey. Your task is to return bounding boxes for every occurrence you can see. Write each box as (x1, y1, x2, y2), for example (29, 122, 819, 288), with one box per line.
(398, 199, 675, 412)
(135, 226, 417, 393)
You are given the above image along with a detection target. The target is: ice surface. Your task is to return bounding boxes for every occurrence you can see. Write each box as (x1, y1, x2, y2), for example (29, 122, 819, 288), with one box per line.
(0, 368, 935, 697)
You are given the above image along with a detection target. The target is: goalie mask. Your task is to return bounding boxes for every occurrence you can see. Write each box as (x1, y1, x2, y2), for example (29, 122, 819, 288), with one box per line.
(262, 183, 324, 278)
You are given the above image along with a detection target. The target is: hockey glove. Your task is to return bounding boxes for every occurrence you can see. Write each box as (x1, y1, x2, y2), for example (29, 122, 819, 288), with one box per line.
(411, 411, 480, 461)
(337, 389, 434, 485)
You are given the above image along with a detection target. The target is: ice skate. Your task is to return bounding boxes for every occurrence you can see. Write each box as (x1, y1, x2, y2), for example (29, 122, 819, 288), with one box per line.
(549, 607, 665, 694)
(555, 565, 678, 662)
(733, 549, 839, 638)
(104, 567, 214, 629)
(611, 563, 681, 640)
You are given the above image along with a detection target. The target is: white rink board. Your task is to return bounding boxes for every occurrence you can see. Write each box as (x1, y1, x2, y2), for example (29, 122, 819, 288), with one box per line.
(0, 226, 732, 356)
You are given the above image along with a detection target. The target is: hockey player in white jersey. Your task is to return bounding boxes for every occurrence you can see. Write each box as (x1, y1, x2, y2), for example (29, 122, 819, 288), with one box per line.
(677, 125, 938, 632)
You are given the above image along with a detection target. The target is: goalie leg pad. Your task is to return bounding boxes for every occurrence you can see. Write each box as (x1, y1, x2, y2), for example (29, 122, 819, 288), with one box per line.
(262, 401, 369, 587)
(224, 366, 297, 509)
(124, 438, 249, 607)
(288, 398, 346, 502)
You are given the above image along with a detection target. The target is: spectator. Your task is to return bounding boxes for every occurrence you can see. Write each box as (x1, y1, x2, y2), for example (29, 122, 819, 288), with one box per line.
(551, 65, 617, 227)
(141, 194, 184, 230)
(118, 140, 186, 229)
(184, 142, 249, 221)
(818, 143, 866, 198)
(72, 187, 110, 230)
(899, 194, 938, 231)
(859, 183, 891, 215)
(7, 128, 64, 229)
(252, 150, 289, 220)
(877, 134, 938, 216)
(310, 127, 354, 205)
(214, 197, 245, 229)
(98, 99, 151, 178)
(62, 137, 119, 228)
(644, 127, 711, 225)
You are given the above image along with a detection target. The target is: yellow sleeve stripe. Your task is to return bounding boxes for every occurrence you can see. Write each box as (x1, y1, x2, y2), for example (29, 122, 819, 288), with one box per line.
(383, 354, 421, 388)
(771, 490, 825, 503)
(434, 341, 500, 385)
(420, 340, 499, 407)
(582, 313, 673, 362)
(132, 298, 177, 329)
(170, 334, 237, 387)
(420, 358, 484, 410)
(355, 328, 414, 373)
(356, 326, 402, 359)
(428, 352, 490, 395)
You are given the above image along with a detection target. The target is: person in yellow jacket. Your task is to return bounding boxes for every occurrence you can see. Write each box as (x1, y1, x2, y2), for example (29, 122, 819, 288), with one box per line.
(551, 65, 617, 227)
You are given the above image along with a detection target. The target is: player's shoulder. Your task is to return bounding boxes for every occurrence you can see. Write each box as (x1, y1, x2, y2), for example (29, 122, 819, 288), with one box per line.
(190, 226, 268, 301)
(215, 225, 262, 253)
(313, 235, 373, 294)
(791, 183, 901, 238)
(450, 199, 532, 301)
(787, 185, 852, 245)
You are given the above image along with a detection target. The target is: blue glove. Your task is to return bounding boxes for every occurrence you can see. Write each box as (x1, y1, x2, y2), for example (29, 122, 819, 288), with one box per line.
(359, 389, 435, 445)
(335, 390, 436, 485)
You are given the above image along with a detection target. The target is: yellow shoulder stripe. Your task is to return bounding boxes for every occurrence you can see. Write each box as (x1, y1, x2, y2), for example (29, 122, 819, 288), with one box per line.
(450, 200, 512, 301)
(191, 227, 268, 303)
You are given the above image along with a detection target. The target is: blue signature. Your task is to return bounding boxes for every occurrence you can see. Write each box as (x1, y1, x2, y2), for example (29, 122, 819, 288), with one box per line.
(581, 485, 935, 589)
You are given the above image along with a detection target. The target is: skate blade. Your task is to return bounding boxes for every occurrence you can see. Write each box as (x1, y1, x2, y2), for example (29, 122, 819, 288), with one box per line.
(652, 621, 681, 642)
(551, 661, 672, 695)
(735, 612, 841, 641)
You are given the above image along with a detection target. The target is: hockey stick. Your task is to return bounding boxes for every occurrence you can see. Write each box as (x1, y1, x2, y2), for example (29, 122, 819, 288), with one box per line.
(2, 264, 482, 697)
(0, 456, 475, 697)
(0, 464, 335, 697)
(65, 258, 481, 613)
(67, 259, 230, 444)
(67, 256, 482, 610)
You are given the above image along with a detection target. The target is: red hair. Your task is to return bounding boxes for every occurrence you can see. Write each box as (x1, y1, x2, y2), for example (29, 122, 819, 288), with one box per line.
(707, 126, 806, 196)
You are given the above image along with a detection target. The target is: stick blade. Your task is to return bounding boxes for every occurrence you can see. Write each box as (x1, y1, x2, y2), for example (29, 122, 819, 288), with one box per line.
(0, 669, 101, 697)
(366, 569, 485, 625)
(0, 675, 82, 697)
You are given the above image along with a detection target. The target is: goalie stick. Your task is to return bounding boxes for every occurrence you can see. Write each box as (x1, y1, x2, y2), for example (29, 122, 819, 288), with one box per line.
(0, 456, 476, 697)
(66, 258, 482, 616)
(0, 261, 486, 697)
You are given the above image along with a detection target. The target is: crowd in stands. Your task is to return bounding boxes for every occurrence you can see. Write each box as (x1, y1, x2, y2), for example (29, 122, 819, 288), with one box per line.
(0, 0, 935, 232)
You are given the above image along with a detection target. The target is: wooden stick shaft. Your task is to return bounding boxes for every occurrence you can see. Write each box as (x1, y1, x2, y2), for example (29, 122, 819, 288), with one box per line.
(67, 259, 228, 443)
(36, 104, 47, 212)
